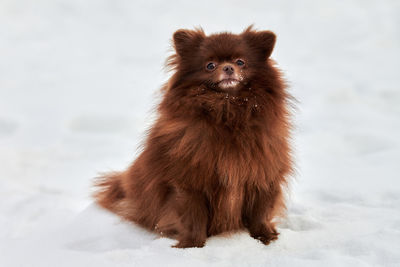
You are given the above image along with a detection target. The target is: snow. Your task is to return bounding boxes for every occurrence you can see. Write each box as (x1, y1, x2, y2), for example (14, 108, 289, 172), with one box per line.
(1, 0, 400, 266)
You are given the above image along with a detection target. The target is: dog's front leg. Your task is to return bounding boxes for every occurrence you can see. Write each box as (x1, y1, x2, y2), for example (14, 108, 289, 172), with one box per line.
(172, 189, 208, 248)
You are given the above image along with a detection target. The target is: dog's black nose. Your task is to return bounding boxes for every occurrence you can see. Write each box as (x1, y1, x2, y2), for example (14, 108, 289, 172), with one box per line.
(223, 65, 234, 75)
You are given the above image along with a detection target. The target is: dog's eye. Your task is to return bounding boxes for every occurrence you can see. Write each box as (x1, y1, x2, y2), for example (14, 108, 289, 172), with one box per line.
(206, 62, 216, 71)
(236, 59, 245, 66)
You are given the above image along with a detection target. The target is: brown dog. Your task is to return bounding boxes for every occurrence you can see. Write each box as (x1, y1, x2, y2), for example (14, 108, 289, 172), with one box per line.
(94, 26, 293, 248)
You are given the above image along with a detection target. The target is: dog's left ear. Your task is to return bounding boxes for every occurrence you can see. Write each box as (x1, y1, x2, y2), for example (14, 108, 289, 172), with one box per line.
(242, 27, 276, 59)
(173, 28, 205, 57)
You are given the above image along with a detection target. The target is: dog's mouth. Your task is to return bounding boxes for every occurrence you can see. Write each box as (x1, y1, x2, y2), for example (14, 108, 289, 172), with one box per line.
(217, 78, 240, 89)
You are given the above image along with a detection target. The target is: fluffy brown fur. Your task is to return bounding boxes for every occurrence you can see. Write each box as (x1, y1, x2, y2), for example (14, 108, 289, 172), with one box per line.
(94, 26, 293, 248)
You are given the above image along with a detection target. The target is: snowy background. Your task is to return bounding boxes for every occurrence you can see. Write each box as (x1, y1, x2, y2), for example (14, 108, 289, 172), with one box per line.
(1, 0, 399, 266)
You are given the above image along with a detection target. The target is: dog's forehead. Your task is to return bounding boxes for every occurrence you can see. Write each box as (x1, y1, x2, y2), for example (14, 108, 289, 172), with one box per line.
(200, 33, 246, 60)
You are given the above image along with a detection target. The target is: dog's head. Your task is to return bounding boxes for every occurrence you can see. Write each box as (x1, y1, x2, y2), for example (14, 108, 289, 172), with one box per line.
(169, 26, 276, 94)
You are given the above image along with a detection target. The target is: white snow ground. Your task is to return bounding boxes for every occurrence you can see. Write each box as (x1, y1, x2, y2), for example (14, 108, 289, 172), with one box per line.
(1, 0, 400, 266)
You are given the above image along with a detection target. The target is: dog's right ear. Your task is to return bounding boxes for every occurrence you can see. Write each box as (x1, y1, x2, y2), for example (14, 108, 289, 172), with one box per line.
(173, 28, 205, 57)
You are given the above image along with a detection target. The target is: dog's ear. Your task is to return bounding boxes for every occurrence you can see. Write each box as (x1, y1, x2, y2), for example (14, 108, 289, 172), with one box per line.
(173, 28, 205, 57)
(242, 26, 276, 59)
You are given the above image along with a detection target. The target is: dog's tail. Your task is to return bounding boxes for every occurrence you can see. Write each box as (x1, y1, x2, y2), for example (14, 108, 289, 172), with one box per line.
(93, 172, 126, 213)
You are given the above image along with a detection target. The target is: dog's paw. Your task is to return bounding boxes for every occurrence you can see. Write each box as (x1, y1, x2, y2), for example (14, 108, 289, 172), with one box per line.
(250, 227, 279, 245)
(172, 238, 205, 248)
